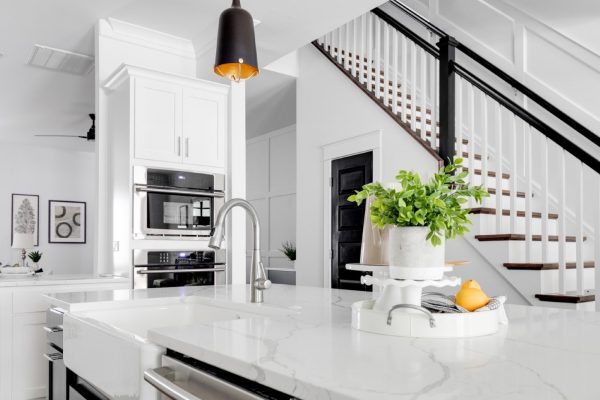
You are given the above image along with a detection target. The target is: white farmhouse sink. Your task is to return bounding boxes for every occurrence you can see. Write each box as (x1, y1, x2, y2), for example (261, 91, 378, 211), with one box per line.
(63, 302, 260, 399)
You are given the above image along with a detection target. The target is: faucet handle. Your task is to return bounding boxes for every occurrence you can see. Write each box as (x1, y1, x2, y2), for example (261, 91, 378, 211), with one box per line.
(254, 278, 271, 290)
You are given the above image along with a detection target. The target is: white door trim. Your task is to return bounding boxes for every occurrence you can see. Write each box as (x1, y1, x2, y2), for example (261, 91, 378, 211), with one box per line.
(321, 130, 383, 288)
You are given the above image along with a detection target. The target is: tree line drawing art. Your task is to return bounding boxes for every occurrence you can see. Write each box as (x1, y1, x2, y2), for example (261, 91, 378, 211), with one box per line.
(11, 194, 39, 246)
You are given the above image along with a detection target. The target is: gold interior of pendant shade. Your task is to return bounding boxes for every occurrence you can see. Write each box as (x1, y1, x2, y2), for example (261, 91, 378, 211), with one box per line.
(214, 62, 259, 82)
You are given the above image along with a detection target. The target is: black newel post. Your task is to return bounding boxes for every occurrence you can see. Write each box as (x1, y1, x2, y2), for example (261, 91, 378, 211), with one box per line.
(437, 36, 458, 166)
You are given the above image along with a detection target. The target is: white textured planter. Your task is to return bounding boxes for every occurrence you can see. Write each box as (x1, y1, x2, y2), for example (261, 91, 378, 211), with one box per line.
(388, 226, 445, 280)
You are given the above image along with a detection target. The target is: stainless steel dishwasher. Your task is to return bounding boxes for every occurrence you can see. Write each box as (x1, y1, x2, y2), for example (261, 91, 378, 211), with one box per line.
(144, 351, 298, 400)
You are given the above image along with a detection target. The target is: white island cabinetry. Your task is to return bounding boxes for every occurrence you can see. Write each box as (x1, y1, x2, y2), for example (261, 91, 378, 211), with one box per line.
(0, 276, 129, 400)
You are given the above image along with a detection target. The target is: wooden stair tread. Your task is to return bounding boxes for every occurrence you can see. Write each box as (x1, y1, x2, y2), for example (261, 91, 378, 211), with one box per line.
(469, 207, 558, 219)
(504, 261, 595, 270)
(486, 188, 526, 198)
(535, 291, 595, 304)
(461, 151, 482, 160)
(475, 234, 586, 242)
(463, 168, 510, 179)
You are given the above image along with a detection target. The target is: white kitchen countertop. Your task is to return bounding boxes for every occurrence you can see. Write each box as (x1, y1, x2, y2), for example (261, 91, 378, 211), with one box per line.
(47, 284, 600, 399)
(0, 273, 129, 288)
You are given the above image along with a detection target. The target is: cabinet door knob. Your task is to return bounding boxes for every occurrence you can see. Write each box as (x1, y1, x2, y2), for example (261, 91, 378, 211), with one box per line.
(177, 137, 182, 156)
(185, 138, 189, 158)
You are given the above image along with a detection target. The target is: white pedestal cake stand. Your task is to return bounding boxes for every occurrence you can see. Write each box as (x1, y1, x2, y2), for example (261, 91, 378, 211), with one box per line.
(346, 263, 505, 338)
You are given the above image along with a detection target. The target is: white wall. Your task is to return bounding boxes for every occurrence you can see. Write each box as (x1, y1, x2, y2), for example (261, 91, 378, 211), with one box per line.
(246, 125, 296, 283)
(0, 144, 95, 274)
(295, 45, 439, 287)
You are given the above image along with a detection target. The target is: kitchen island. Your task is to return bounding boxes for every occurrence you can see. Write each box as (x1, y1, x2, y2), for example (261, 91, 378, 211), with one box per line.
(47, 284, 600, 400)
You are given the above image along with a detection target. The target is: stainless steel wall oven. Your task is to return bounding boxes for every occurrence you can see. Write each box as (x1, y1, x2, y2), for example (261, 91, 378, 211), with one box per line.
(133, 250, 226, 289)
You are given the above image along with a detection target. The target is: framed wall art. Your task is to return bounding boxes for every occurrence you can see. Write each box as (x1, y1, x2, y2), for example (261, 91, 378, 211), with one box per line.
(48, 200, 86, 244)
(11, 194, 39, 246)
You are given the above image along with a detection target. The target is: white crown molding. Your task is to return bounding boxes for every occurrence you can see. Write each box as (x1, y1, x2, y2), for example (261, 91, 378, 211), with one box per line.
(103, 63, 230, 94)
(98, 18, 196, 60)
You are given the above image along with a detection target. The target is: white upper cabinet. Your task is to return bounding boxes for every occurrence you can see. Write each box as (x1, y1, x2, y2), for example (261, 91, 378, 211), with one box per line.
(182, 87, 226, 169)
(134, 78, 183, 163)
(105, 65, 229, 173)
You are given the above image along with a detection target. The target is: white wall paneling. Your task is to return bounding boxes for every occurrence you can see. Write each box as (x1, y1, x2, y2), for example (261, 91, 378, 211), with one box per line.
(246, 125, 296, 284)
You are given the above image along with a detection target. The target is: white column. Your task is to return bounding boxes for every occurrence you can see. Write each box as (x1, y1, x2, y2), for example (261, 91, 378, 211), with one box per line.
(228, 81, 247, 285)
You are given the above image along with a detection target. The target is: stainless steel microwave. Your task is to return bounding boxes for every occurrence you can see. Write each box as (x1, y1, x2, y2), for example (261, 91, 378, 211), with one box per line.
(133, 167, 225, 238)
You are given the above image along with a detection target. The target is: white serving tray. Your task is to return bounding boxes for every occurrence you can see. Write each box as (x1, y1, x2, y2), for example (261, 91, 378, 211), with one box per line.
(352, 299, 506, 338)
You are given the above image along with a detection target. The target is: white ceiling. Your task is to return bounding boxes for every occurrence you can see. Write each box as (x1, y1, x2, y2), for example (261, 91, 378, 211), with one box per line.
(0, 0, 385, 151)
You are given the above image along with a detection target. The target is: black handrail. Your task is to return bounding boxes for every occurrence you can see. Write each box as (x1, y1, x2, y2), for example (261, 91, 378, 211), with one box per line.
(371, 8, 438, 58)
(383, 1, 600, 170)
(455, 43, 600, 149)
(454, 63, 600, 173)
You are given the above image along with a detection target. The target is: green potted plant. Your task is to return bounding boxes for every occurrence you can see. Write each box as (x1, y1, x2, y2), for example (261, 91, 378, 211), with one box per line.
(27, 250, 43, 271)
(280, 241, 296, 265)
(348, 158, 488, 279)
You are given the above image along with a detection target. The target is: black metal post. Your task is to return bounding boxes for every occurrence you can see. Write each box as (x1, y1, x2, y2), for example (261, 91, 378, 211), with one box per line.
(438, 36, 458, 166)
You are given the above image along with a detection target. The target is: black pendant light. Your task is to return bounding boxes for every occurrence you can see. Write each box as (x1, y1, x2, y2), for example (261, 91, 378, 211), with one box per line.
(214, 0, 259, 82)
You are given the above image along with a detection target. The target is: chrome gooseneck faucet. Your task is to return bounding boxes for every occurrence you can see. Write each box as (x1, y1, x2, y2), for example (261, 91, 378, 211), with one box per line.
(208, 198, 271, 303)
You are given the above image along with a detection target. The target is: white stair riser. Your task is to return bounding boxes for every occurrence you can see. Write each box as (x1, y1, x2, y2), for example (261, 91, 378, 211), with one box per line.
(471, 215, 558, 235)
(471, 196, 527, 209)
(539, 269, 595, 292)
(474, 239, 582, 263)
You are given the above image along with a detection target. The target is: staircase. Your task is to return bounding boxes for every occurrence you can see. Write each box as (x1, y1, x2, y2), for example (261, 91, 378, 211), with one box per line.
(313, 3, 600, 310)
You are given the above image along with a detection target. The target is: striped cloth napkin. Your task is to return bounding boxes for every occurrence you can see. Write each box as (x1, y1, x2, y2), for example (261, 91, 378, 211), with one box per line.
(421, 292, 506, 313)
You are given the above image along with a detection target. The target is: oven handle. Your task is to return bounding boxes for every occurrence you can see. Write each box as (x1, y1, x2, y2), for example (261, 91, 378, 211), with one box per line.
(134, 263, 225, 268)
(135, 186, 225, 198)
(136, 268, 225, 275)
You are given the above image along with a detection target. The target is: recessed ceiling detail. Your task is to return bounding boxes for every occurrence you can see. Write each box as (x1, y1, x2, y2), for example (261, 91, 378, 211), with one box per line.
(27, 44, 94, 75)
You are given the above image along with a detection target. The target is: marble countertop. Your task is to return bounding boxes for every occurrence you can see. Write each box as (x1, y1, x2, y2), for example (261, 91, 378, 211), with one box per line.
(0, 273, 129, 287)
(46, 284, 600, 399)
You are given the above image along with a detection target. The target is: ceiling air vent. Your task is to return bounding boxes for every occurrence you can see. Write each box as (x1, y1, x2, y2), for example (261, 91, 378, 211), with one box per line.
(27, 44, 94, 75)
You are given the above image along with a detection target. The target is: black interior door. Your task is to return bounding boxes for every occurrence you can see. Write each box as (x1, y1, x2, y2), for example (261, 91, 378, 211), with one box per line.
(331, 151, 373, 290)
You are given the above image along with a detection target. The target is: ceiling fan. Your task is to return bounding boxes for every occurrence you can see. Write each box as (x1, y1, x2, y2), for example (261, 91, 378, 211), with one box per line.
(35, 113, 95, 141)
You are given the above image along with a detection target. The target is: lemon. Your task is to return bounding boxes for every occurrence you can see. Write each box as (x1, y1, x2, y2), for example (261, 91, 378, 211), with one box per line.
(455, 280, 490, 312)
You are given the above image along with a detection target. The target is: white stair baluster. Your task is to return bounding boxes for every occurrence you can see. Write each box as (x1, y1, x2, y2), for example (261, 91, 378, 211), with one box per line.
(411, 42, 418, 134)
(392, 30, 399, 115)
(345, 22, 350, 71)
(384, 22, 390, 108)
(420, 49, 427, 138)
(375, 17, 381, 99)
(455, 76, 463, 165)
(481, 94, 489, 206)
(541, 135, 549, 263)
(576, 162, 584, 294)
(337, 27, 343, 64)
(360, 15, 366, 84)
(324, 32, 330, 54)
(495, 103, 503, 233)
(429, 57, 437, 148)
(468, 83, 475, 187)
(352, 19, 357, 77)
(525, 124, 533, 263)
(558, 149, 567, 293)
(509, 115, 518, 233)
(367, 14, 373, 91)
(401, 35, 408, 123)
